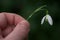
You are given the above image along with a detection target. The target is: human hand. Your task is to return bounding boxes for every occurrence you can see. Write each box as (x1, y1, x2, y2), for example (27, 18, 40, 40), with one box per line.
(0, 12, 30, 40)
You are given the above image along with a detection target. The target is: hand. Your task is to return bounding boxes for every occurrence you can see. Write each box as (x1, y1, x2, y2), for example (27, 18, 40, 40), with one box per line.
(0, 12, 30, 40)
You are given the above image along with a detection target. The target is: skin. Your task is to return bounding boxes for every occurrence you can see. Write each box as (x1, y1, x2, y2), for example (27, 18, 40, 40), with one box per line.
(0, 12, 30, 40)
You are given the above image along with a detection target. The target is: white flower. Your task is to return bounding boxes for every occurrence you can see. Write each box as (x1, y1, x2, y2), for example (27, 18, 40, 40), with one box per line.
(41, 14, 53, 25)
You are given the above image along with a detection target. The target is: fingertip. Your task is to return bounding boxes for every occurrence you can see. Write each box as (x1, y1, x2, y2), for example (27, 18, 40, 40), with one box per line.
(18, 20, 30, 29)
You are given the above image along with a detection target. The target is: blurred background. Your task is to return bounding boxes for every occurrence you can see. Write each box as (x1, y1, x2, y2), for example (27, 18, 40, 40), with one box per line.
(0, 0, 60, 40)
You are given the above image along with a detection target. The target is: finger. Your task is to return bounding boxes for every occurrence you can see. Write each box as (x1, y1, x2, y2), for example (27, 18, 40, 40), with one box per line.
(4, 20, 30, 40)
(0, 13, 7, 29)
(4, 12, 15, 25)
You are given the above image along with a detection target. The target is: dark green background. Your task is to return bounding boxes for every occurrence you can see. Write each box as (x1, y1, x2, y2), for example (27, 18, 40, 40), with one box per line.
(0, 0, 60, 40)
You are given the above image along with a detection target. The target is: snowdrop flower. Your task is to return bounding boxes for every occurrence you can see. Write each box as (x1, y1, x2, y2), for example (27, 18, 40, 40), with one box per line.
(41, 14, 53, 26)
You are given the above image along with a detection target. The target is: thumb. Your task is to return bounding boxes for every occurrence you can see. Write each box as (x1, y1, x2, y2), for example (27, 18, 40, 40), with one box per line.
(4, 20, 30, 40)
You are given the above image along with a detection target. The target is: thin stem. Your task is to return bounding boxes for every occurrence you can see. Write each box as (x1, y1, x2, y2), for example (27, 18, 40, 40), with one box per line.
(27, 5, 46, 20)
(46, 9, 48, 15)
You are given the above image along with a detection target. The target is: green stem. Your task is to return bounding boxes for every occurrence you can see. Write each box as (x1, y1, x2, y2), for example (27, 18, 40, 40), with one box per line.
(46, 9, 48, 15)
(27, 5, 46, 20)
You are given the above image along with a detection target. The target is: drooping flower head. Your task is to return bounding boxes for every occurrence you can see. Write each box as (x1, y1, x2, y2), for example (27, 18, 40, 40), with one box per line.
(41, 14, 53, 26)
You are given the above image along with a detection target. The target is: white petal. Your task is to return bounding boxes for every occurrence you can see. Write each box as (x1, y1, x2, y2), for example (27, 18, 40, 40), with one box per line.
(46, 14, 53, 25)
(41, 16, 46, 24)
